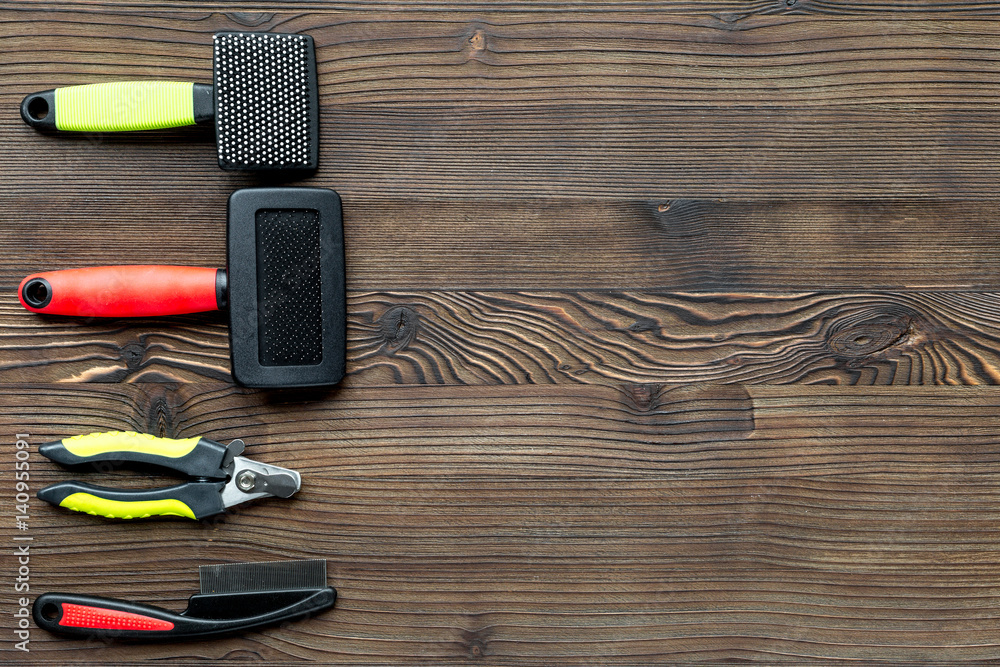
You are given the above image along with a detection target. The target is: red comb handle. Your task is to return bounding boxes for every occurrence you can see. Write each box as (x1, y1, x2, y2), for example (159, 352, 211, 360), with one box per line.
(33, 593, 185, 640)
(59, 603, 175, 632)
(18, 265, 223, 317)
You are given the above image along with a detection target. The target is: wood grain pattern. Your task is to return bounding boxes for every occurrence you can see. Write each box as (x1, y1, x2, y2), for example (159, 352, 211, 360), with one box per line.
(3, 108, 998, 199)
(7, 11, 1000, 109)
(13, 2, 1000, 17)
(4, 6, 1000, 665)
(5, 198, 1000, 292)
(4, 12, 1000, 202)
(6, 291, 1000, 385)
(4, 383, 1000, 663)
(339, 199, 1000, 289)
(349, 291, 1000, 385)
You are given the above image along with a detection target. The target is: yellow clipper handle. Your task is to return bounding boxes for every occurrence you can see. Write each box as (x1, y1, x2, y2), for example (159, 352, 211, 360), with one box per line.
(52, 491, 198, 520)
(21, 81, 214, 132)
(39, 431, 231, 479)
(59, 431, 201, 459)
(38, 481, 225, 521)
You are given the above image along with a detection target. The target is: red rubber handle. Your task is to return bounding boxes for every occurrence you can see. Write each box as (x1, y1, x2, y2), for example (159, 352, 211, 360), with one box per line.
(59, 603, 175, 632)
(19, 266, 221, 317)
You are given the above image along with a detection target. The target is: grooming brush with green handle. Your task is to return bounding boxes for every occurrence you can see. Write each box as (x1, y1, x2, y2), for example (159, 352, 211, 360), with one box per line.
(20, 32, 318, 172)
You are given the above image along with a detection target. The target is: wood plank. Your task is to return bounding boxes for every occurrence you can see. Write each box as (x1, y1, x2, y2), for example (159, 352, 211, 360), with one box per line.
(4, 198, 1000, 292)
(3, 13, 1000, 201)
(321, 108, 1000, 199)
(6, 12, 1000, 108)
(5, 291, 1000, 385)
(349, 291, 1000, 385)
(339, 199, 1000, 289)
(11, 2, 1000, 18)
(3, 107, 1000, 199)
(4, 383, 1000, 662)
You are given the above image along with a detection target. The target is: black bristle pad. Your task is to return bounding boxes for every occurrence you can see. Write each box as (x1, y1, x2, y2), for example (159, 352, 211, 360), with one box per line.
(213, 32, 318, 171)
(199, 559, 328, 595)
(256, 209, 323, 366)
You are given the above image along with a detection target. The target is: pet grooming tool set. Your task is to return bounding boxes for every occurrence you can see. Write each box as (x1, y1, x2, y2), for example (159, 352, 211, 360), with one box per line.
(20, 31, 344, 642)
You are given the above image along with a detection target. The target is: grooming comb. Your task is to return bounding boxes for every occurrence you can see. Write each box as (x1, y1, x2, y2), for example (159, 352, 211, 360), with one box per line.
(17, 187, 346, 388)
(20, 32, 319, 173)
(33, 559, 336, 641)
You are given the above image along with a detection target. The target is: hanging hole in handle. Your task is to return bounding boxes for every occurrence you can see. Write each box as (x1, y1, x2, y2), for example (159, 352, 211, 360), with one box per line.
(40, 602, 60, 622)
(22, 277, 52, 309)
(21, 90, 57, 129)
(26, 96, 49, 120)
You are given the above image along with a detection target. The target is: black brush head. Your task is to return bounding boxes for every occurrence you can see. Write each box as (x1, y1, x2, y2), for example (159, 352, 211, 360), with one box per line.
(227, 187, 345, 388)
(213, 32, 319, 173)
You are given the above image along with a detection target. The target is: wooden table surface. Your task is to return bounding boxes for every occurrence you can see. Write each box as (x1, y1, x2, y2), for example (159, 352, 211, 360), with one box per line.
(4, 3, 1000, 664)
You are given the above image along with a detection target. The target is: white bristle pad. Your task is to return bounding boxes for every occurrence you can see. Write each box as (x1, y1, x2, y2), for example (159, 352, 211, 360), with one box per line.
(213, 32, 314, 168)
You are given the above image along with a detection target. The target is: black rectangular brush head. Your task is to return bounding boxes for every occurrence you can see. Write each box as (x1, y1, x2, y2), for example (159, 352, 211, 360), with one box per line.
(213, 32, 319, 173)
(227, 187, 346, 389)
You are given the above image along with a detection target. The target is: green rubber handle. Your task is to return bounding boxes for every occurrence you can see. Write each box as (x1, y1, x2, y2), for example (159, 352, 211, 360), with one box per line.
(21, 81, 212, 132)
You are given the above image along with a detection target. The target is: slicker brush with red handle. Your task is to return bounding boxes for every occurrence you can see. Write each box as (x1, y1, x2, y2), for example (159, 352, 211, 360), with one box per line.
(17, 188, 346, 389)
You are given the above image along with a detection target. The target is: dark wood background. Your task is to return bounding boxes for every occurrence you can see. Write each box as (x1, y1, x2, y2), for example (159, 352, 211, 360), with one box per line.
(3, 3, 1000, 663)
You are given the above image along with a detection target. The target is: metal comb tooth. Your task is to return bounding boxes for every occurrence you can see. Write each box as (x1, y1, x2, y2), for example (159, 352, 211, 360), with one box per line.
(213, 32, 316, 170)
(198, 559, 328, 595)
